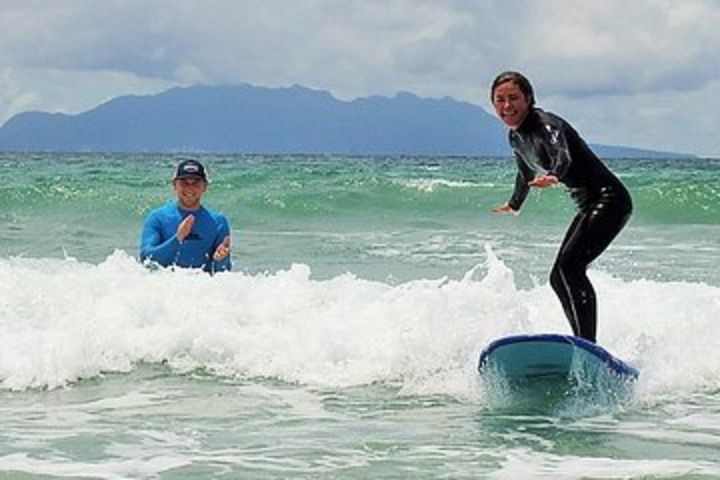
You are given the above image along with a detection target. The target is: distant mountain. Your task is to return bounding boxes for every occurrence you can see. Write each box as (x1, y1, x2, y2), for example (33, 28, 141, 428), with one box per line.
(0, 84, 691, 157)
(589, 144, 691, 159)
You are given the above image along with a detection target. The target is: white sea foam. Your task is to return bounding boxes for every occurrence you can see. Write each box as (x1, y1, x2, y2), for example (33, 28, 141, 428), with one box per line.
(397, 178, 489, 192)
(1, 248, 718, 400)
(490, 448, 720, 479)
(0, 452, 191, 480)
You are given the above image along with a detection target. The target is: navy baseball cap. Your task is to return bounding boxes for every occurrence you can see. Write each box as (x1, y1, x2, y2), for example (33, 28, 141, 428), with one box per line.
(173, 159, 207, 181)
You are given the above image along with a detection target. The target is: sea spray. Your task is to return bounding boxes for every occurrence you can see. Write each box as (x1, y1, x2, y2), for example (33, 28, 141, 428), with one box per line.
(1, 249, 718, 402)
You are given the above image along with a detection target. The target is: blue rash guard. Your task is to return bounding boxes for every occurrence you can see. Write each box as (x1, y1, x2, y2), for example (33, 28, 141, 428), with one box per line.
(139, 201, 232, 273)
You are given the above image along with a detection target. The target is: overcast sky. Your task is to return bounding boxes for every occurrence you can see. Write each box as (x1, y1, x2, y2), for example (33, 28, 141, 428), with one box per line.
(1, 0, 718, 156)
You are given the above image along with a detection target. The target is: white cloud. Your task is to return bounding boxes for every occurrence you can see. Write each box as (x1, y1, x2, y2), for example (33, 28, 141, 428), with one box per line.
(546, 79, 720, 157)
(0, 67, 173, 119)
(0, 0, 718, 155)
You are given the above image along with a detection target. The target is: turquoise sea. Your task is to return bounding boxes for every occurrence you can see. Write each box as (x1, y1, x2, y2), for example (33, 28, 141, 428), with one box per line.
(1, 153, 719, 479)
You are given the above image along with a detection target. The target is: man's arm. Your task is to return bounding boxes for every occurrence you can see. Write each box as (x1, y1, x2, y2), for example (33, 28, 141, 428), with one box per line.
(139, 213, 181, 267)
(210, 215, 232, 273)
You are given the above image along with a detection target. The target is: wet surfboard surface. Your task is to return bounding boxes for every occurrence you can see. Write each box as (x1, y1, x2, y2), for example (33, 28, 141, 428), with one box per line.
(478, 334, 639, 383)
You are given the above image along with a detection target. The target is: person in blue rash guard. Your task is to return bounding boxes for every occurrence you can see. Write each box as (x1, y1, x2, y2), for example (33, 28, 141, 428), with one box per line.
(489, 71, 632, 343)
(140, 159, 232, 273)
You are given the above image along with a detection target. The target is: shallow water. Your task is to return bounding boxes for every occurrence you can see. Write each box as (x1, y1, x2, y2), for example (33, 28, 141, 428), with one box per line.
(0, 153, 719, 478)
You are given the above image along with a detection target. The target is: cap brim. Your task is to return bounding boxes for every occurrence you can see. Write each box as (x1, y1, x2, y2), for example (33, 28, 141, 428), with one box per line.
(174, 174, 206, 180)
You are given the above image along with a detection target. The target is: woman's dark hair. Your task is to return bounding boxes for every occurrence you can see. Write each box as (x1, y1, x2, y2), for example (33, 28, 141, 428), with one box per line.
(490, 71, 535, 107)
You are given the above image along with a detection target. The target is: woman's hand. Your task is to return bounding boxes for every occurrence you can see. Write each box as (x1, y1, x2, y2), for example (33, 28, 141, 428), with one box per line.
(528, 174, 559, 188)
(491, 203, 518, 214)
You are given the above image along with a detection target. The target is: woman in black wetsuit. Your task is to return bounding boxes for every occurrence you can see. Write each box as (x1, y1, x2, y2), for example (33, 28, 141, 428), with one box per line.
(490, 71, 632, 343)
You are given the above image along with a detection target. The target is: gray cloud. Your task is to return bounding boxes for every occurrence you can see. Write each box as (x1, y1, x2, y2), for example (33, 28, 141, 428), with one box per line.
(0, 0, 718, 155)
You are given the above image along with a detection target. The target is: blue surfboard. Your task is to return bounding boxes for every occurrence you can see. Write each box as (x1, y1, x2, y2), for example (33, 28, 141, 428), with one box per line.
(478, 334, 638, 383)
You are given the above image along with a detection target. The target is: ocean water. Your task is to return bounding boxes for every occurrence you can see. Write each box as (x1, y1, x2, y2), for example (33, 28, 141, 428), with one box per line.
(1, 153, 719, 479)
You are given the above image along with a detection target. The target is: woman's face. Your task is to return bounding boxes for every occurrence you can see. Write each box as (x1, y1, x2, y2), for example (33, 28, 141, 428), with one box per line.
(492, 81, 531, 130)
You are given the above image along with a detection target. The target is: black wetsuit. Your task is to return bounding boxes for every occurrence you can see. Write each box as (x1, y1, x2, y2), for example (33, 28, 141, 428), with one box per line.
(506, 108, 632, 342)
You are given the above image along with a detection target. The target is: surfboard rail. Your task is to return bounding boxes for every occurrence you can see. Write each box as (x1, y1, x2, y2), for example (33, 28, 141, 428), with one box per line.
(478, 333, 639, 380)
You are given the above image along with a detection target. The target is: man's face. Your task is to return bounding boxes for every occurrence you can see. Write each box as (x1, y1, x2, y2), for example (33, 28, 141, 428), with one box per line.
(173, 177, 207, 209)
